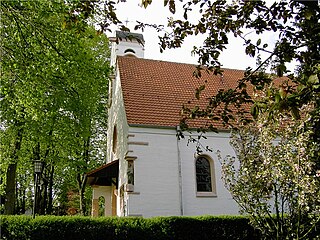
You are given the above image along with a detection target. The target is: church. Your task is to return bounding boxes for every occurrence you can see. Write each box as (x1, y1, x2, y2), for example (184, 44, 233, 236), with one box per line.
(86, 31, 244, 217)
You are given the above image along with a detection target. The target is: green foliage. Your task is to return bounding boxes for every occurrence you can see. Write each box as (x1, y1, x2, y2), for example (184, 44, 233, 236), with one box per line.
(0, 0, 110, 215)
(0, 215, 260, 240)
(135, 3, 320, 238)
(138, 1, 320, 136)
(219, 106, 320, 239)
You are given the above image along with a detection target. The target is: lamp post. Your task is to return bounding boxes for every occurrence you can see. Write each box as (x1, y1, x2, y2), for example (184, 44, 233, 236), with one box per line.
(33, 160, 43, 218)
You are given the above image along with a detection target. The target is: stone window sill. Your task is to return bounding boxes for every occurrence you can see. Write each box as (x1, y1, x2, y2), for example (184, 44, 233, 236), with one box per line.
(196, 192, 217, 197)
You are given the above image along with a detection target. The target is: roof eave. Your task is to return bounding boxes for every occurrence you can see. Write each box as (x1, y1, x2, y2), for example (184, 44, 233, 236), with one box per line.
(128, 123, 231, 133)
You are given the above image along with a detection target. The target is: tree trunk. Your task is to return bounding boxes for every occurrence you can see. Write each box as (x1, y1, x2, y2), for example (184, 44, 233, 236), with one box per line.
(77, 173, 87, 215)
(4, 126, 23, 214)
(77, 136, 90, 215)
(4, 163, 17, 214)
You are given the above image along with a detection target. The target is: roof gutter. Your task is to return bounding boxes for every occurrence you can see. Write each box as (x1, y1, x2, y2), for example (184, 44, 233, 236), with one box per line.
(128, 123, 232, 133)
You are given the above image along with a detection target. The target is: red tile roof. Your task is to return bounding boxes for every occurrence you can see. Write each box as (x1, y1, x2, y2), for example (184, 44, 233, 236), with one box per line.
(117, 56, 246, 129)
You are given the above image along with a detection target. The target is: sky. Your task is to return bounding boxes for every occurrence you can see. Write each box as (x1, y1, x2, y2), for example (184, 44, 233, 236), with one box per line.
(109, 0, 277, 71)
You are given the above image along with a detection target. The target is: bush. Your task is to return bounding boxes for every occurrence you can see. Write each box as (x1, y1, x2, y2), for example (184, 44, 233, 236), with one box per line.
(0, 215, 260, 240)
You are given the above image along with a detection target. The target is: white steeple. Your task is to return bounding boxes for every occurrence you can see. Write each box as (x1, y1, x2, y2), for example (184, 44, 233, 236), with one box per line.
(110, 31, 145, 67)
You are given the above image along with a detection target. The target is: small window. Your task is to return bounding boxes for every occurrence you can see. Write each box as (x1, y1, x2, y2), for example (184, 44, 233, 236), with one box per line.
(127, 160, 134, 185)
(112, 126, 117, 154)
(124, 48, 136, 54)
(195, 156, 216, 196)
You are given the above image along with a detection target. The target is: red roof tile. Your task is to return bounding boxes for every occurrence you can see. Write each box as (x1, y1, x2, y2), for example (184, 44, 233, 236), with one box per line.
(117, 56, 246, 129)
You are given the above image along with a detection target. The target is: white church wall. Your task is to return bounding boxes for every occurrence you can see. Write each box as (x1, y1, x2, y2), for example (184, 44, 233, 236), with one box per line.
(110, 41, 117, 67)
(179, 131, 239, 216)
(106, 67, 130, 215)
(126, 127, 181, 217)
(126, 126, 239, 217)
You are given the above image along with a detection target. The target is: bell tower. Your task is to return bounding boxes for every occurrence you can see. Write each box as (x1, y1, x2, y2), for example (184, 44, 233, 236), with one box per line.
(110, 31, 145, 67)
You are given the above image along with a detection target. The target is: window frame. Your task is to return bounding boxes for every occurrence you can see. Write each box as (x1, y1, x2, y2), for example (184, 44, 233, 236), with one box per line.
(195, 155, 217, 197)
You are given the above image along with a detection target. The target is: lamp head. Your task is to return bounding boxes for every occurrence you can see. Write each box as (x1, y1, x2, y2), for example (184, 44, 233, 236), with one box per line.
(34, 160, 43, 174)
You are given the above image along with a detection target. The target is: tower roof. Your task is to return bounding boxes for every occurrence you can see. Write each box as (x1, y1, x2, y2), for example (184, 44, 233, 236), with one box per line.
(116, 31, 144, 43)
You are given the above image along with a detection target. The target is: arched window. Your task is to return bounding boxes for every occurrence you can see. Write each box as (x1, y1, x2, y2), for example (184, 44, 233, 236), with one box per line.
(195, 156, 216, 196)
(124, 48, 136, 54)
(98, 196, 105, 217)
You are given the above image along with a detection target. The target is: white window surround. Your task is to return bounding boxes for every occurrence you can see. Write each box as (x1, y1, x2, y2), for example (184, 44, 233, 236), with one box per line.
(195, 155, 217, 197)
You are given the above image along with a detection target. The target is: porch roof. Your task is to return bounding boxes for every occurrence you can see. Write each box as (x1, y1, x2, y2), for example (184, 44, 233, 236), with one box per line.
(86, 160, 119, 187)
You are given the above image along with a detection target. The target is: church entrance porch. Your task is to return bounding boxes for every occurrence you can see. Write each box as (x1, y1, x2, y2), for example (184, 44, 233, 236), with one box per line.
(86, 160, 119, 217)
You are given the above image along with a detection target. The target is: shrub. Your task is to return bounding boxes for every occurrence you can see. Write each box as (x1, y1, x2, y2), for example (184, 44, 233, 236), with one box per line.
(0, 215, 260, 240)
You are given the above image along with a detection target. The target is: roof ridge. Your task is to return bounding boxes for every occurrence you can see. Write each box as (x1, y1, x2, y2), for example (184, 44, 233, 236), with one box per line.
(117, 56, 246, 72)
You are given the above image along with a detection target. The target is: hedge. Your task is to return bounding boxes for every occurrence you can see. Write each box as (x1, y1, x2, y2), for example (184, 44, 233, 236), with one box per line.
(0, 215, 261, 240)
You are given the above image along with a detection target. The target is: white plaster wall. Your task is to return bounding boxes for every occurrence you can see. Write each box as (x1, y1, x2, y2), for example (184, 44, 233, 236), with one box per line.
(116, 41, 144, 58)
(110, 41, 117, 68)
(179, 131, 239, 216)
(110, 39, 144, 67)
(126, 127, 181, 217)
(92, 186, 112, 216)
(126, 127, 239, 217)
(106, 66, 130, 215)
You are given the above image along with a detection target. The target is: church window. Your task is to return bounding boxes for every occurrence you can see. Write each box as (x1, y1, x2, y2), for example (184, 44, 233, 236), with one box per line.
(127, 160, 134, 185)
(112, 125, 117, 154)
(124, 48, 136, 54)
(195, 156, 216, 196)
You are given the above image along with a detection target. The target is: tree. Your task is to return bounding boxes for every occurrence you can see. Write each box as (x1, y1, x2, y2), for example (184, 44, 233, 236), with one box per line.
(136, 0, 320, 171)
(139, 0, 319, 125)
(0, 0, 110, 215)
(219, 103, 320, 239)
(137, 1, 320, 238)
